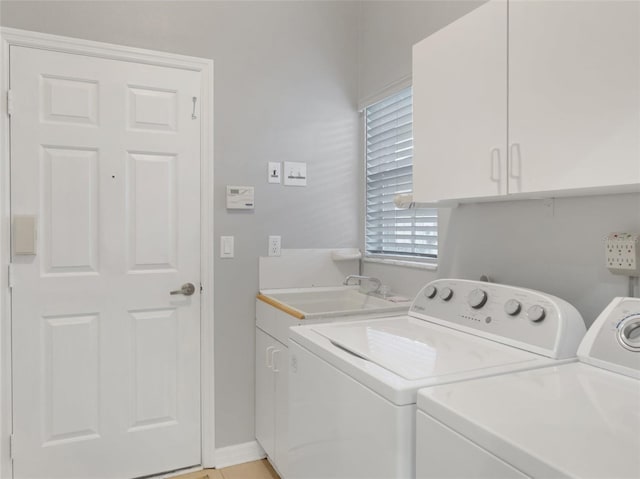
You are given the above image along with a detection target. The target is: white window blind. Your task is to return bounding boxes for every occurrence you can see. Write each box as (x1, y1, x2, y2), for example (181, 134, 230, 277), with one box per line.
(365, 87, 438, 260)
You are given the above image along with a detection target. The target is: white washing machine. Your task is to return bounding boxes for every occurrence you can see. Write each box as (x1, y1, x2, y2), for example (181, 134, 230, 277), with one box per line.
(287, 279, 587, 479)
(415, 296, 640, 479)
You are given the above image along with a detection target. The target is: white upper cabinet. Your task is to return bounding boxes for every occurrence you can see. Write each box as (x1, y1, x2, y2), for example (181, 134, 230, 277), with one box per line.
(509, 0, 640, 195)
(413, 1, 507, 202)
(412, 0, 640, 203)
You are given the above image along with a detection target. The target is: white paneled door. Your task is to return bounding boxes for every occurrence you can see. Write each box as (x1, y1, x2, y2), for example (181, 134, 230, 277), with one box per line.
(10, 46, 202, 479)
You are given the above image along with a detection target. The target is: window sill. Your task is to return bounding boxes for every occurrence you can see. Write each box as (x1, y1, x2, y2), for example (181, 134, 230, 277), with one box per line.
(363, 256, 438, 271)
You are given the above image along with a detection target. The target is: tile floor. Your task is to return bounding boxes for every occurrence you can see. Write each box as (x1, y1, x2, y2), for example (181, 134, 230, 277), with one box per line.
(173, 460, 280, 479)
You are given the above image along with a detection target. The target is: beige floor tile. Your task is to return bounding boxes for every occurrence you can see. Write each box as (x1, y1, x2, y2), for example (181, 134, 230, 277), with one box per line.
(205, 470, 225, 479)
(219, 459, 280, 479)
(170, 468, 223, 479)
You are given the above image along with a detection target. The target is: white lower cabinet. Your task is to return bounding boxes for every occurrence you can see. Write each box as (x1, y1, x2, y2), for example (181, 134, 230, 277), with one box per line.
(256, 328, 278, 459)
(255, 327, 289, 477)
(255, 298, 298, 476)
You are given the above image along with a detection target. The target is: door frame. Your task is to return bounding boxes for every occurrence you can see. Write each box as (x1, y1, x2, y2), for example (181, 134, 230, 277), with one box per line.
(0, 27, 215, 478)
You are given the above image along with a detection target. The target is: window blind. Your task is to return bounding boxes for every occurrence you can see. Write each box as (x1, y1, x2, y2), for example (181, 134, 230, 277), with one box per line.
(365, 87, 438, 259)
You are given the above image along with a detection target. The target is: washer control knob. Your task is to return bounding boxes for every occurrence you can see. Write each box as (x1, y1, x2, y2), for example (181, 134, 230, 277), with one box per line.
(424, 285, 438, 299)
(527, 305, 546, 322)
(468, 289, 488, 309)
(504, 299, 522, 316)
(439, 287, 454, 301)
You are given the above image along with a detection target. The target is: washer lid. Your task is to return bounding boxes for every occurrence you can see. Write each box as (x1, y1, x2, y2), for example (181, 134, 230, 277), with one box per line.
(312, 317, 536, 380)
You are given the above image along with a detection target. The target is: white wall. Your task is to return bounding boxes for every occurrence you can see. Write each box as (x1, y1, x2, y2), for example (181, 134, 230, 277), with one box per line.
(358, 1, 640, 325)
(1, 0, 360, 449)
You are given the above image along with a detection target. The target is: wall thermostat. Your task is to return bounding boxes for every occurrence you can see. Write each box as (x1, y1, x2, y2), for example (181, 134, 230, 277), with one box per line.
(226, 185, 255, 210)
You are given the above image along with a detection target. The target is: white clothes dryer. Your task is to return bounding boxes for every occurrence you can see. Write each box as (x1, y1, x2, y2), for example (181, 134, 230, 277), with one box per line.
(415, 296, 640, 479)
(287, 279, 587, 479)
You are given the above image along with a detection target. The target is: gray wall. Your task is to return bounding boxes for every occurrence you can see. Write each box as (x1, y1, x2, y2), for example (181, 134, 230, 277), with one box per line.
(358, 1, 640, 325)
(358, 0, 483, 102)
(1, 0, 360, 449)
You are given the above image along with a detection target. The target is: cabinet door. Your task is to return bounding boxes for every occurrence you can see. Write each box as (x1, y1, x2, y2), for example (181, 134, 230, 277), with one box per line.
(255, 328, 277, 458)
(274, 346, 289, 477)
(412, 0, 508, 202)
(509, 0, 640, 194)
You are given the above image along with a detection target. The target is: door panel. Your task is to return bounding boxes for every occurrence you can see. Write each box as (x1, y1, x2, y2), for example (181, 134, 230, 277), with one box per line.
(42, 146, 99, 273)
(10, 45, 202, 479)
(44, 313, 100, 445)
(42, 75, 99, 125)
(127, 152, 178, 270)
(129, 308, 179, 431)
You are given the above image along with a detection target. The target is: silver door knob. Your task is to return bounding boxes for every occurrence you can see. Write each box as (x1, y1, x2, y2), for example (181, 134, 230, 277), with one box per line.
(170, 283, 196, 296)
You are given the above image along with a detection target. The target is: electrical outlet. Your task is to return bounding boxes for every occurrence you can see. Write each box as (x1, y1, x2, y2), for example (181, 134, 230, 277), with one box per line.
(268, 235, 281, 257)
(606, 232, 640, 275)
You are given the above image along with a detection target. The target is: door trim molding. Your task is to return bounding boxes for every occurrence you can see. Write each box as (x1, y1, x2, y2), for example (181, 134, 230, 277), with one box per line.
(0, 27, 216, 477)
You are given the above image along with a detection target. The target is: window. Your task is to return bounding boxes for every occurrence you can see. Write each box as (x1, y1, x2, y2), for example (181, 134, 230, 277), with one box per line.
(365, 87, 438, 261)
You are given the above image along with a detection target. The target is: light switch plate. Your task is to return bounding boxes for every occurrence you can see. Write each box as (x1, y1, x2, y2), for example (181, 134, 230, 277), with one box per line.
(220, 236, 234, 258)
(268, 162, 281, 184)
(283, 161, 307, 186)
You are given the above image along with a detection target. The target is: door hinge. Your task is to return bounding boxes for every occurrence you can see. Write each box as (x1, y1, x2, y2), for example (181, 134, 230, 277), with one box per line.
(8, 264, 14, 289)
(200, 283, 203, 293)
(9, 434, 14, 460)
(7, 90, 13, 116)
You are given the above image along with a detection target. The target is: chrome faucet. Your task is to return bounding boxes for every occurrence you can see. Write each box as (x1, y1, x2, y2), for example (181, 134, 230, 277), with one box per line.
(343, 275, 382, 293)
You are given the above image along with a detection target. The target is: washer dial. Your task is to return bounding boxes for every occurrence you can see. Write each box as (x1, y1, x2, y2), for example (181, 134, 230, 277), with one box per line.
(468, 289, 488, 309)
(424, 285, 437, 299)
(504, 299, 522, 316)
(439, 287, 454, 301)
(527, 305, 546, 322)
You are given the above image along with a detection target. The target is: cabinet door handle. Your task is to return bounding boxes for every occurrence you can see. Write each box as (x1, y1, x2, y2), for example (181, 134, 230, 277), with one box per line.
(272, 349, 281, 373)
(490, 148, 501, 182)
(509, 143, 522, 178)
(266, 346, 275, 369)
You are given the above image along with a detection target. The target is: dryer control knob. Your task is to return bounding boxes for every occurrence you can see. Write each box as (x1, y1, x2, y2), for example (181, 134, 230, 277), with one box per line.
(468, 289, 488, 309)
(424, 285, 437, 299)
(504, 299, 522, 316)
(618, 315, 640, 351)
(439, 287, 454, 301)
(527, 305, 546, 322)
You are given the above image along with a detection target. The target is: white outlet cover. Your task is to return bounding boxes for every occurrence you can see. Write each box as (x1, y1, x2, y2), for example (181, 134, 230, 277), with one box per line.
(268, 162, 281, 184)
(605, 232, 640, 275)
(283, 161, 307, 186)
(268, 235, 281, 257)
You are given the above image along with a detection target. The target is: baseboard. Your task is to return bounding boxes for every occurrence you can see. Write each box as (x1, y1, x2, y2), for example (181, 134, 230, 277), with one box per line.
(214, 440, 266, 469)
